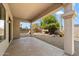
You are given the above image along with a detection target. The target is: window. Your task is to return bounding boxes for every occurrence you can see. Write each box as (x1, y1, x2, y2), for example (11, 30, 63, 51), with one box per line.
(0, 4, 6, 42)
(20, 22, 31, 30)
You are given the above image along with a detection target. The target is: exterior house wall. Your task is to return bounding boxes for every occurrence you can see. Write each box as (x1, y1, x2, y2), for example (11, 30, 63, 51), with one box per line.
(13, 18, 20, 39)
(0, 3, 13, 56)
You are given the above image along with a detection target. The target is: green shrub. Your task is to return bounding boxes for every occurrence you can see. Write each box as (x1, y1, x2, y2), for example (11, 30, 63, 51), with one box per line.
(40, 15, 60, 34)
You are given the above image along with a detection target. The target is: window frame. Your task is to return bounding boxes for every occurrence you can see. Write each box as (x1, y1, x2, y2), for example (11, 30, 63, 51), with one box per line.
(0, 3, 6, 42)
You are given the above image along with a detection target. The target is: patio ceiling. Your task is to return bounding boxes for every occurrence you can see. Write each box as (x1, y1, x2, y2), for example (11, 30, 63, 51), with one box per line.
(8, 3, 63, 22)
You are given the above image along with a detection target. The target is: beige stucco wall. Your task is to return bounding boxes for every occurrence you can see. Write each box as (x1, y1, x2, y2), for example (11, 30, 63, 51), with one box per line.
(0, 3, 13, 56)
(13, 18, 20, 39)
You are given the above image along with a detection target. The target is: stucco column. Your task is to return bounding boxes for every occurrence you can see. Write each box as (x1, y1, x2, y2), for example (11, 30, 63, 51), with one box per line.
(62, 4, 75, 55)
(30, 22, 33, 36)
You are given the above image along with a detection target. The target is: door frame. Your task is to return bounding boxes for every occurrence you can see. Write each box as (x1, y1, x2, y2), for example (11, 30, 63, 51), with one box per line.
(8, 17, 12, 43)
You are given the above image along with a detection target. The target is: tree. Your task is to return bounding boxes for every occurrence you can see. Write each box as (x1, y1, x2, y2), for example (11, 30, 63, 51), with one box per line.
(40, 15, 60, 34)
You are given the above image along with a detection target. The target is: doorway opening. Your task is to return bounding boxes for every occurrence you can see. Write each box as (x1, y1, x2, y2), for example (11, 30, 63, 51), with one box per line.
(8, 17, 12, 43)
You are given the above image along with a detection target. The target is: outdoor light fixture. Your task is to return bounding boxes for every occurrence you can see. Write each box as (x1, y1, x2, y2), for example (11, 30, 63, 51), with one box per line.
(7, 17, 11, 23)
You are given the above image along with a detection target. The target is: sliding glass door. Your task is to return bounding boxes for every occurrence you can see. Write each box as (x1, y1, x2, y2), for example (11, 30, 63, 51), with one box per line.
(0, 4, 6, 42)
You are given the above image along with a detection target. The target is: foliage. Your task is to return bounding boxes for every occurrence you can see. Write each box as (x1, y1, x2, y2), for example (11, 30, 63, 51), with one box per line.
(40, 15, 60, 34)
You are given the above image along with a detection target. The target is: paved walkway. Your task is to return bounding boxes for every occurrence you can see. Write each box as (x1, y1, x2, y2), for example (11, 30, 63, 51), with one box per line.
(4, 37, 67, 56)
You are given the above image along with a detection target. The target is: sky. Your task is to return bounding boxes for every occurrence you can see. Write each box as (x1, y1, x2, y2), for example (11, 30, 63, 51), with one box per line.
(52, 3, 79, 26)
(74, 3, 79, 24)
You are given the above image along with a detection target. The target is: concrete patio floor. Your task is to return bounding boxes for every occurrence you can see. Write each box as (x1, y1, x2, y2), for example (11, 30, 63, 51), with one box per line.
(4, 37, 67, 56)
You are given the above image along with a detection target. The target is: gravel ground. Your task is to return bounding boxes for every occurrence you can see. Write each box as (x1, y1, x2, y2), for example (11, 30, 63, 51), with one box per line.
(33, 33, 64, 49)
(32, 33, 79, 56)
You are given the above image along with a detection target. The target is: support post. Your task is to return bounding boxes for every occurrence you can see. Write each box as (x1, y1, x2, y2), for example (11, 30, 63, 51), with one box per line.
(62, 4, 76, 55)
(30, 22, 33, 36)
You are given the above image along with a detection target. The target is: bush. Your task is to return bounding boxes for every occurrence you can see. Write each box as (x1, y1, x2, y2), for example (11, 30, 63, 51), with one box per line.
(40, 15, 60, 34)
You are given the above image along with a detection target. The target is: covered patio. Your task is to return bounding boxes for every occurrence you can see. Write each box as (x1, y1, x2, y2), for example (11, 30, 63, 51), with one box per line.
(0, 3, 76, 56)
